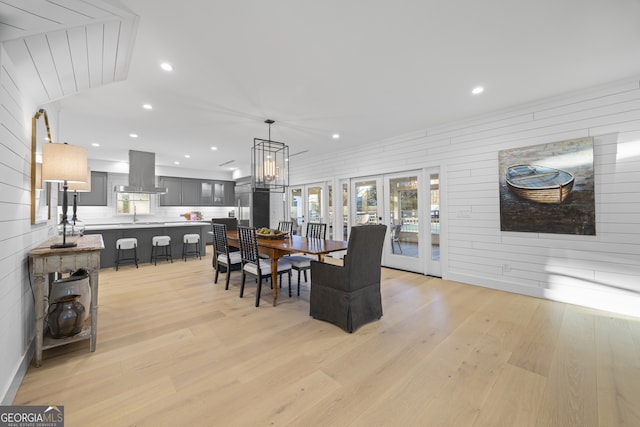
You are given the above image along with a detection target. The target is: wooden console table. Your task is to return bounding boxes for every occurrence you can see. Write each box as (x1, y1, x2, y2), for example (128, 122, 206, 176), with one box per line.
(28, 234, 104, 367)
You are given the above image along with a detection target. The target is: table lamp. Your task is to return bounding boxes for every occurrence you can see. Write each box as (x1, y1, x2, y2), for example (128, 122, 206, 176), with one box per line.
(42, 142, 88, 248)
(67, 168, 91, 236)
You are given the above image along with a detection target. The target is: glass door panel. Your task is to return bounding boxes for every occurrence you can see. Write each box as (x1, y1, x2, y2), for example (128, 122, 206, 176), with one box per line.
(307, 185, 323, 224)
(383, 172, 423, 273)
(388, 175, 419, 258)
(328, 184, 333, 239)
(352, 178, 381, 226)
(340, 180, 349, 241)
(289, 187, 303, 235)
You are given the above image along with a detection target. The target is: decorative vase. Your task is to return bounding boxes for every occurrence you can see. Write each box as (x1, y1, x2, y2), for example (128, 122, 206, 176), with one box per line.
(50, 270, 90, 321)
(48, 294, 85, 338)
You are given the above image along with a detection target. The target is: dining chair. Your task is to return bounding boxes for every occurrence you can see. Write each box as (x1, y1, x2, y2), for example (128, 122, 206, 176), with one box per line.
(212, 218, 239, 267)
(212, 223, 242, 289)
(286, 222, 327, 294)
(237, 226, 292, 307)
(277, 221, 293, 234)
(391, 222, 403, 254)
(309, 224, 387, 332)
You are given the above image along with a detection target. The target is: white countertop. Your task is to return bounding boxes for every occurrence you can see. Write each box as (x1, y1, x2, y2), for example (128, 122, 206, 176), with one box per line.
(85, 221, 211, 231)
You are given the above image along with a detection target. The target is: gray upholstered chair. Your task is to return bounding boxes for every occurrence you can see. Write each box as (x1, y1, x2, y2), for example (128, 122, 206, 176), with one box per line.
(212, 223, 242, 289)
(309, 224, 387, 332)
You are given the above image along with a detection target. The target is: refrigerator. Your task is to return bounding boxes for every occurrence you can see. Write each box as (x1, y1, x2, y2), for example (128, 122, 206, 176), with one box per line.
(235, 177, 270, 228)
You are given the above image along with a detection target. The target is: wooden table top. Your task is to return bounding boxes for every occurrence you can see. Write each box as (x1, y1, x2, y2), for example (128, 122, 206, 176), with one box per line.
(226, 231, 348, 256)
(28, 234, 105, 257)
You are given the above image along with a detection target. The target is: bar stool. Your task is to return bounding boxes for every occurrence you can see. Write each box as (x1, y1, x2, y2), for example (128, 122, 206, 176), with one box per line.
(150, 235, 172, 265)
(182, 233, 201, 261)
(115, 238, 138, 271)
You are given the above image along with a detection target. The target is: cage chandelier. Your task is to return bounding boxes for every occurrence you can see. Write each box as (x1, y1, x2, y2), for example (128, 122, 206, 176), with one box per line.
(252, 119, 289, 192)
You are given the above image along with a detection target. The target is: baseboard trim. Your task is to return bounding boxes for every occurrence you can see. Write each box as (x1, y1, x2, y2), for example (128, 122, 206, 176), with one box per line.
(1, 339, 34, 405)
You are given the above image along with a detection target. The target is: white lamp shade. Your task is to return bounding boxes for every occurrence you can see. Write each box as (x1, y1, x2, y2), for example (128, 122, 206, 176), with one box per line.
(42, 143, 88, 183)
(67, 168, 91, 191)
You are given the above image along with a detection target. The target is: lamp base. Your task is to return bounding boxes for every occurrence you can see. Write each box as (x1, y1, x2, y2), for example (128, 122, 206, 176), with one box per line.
(50, 242, 78, 249)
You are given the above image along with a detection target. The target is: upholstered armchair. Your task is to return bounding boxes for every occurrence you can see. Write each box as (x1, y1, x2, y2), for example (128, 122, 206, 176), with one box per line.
(309, 224, 387, 332)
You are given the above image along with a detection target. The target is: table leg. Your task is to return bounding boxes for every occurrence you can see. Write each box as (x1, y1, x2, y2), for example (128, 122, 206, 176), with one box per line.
(270, 257, 278, 306)
(88, 269, 99, 352)
(34, 274, 46, 367)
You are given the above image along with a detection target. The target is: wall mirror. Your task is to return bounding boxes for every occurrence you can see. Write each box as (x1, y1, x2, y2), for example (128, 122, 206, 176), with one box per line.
(31, 109, 52, 224)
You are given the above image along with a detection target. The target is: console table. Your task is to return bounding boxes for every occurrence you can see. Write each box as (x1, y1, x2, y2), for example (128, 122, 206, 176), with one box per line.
(28, 234, 104, 367)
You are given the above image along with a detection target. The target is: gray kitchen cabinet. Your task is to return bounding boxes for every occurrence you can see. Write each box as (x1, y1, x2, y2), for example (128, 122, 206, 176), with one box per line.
(181, 178, 202, 206)
(158, 176, 235, 206)
(222, 181, 235, 206)
(159, 177, 183, 206)
(59, 171, 108, 206)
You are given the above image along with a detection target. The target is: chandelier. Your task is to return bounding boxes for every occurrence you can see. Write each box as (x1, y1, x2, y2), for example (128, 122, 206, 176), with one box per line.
(252, 119, 289, 192)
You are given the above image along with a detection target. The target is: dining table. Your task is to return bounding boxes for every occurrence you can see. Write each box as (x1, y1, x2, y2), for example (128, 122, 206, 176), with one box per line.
(226, 230, 349, 306)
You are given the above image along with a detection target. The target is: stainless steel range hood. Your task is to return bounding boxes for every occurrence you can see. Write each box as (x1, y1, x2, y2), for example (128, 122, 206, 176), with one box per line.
(114, 150, 168, 194)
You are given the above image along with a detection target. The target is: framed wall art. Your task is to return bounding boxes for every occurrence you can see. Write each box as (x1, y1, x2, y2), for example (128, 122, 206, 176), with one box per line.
(499, 137, 595, 235)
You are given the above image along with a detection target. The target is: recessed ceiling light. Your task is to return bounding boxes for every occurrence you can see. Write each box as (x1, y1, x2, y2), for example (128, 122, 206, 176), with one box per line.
(472, 86, 484, 95)
(184, 154, 190, 158)
(129, 133, 138, 138)
(143, 104, 153, 110)
(91, 143, 100, 147)
(174, 161, 180, 165)
(160, 62, 173, 72)
(332, 133, 340, 139)
(210, 146, 218, 151)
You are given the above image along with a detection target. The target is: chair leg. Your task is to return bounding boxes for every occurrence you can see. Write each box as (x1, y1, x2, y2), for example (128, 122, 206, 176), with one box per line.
(303, 270, 308, 283)
(225, 269, 231, 290)
(240, 272, 246, 297)
(115, 249, 120, 271)
(214, 265, 220, 283)
(134, 247, 138, 268)
(255, 277, 262, 307)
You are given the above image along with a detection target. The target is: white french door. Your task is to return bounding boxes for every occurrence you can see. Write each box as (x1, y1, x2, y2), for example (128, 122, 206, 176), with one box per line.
(346, 169, 441, 277)
(382, 171, 423, 272)
(289, 183, 326, 236)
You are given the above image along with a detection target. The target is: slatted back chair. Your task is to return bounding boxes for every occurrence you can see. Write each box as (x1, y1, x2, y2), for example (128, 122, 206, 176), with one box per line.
(212, 223, 242, 289)
(306, 222, 327, 239)
(237, 226, 292, 307)
(278, 221, 293, 234)
(287, 222, 328, 295)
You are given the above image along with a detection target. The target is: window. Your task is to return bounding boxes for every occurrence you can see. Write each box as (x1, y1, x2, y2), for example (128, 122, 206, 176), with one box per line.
(116, 193, 151, 214)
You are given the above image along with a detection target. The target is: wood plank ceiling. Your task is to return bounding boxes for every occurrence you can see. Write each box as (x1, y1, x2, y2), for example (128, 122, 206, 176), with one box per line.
(0, 0, 138, 104)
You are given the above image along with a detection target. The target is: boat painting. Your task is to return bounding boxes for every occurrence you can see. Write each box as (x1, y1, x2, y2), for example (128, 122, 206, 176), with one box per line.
(505, 164, 574, 204)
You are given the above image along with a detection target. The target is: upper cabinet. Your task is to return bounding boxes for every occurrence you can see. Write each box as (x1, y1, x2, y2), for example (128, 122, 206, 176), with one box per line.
(158, 176, 235, 206)
(59, 171, 108, 206)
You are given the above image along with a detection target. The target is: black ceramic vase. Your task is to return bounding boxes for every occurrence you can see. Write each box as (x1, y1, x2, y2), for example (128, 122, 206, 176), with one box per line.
(48, 294, 85, 338)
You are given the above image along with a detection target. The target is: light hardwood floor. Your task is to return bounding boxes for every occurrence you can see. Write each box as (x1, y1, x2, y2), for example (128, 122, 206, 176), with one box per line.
(14, 252, 640, 426)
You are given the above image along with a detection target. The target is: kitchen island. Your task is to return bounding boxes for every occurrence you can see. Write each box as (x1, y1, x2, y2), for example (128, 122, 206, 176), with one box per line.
(84, 221, 210, 268)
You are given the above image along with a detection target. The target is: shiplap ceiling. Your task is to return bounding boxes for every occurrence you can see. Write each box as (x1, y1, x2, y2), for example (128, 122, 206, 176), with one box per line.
(0, 0, 137, 105)
(2, 0, 640, 177)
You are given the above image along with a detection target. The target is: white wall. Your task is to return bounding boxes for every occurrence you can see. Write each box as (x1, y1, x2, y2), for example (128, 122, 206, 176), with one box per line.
(290, 78, 640, 317)
(0, 46, 57, 403)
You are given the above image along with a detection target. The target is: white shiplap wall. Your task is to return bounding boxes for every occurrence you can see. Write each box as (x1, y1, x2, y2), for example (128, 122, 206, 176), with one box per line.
(290, 78, 640, 317)
(0, 45, 57, 403)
